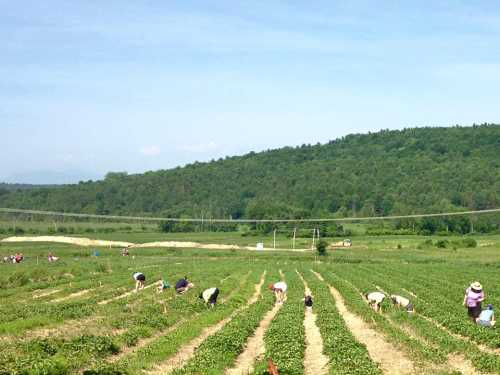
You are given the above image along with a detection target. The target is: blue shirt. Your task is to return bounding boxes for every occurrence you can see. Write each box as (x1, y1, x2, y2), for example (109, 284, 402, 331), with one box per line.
(478, 309, 494, 322)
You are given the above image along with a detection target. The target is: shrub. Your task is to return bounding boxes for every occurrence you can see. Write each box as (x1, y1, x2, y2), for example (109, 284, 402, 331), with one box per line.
(462, 238, 477, 248)
(14, 227, 25, 235)
(316, 240, 328, 256)
(436, 239, 449, 248)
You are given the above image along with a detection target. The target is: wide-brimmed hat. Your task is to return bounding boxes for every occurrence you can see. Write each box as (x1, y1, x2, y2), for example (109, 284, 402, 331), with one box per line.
(471, 281, 482, 290)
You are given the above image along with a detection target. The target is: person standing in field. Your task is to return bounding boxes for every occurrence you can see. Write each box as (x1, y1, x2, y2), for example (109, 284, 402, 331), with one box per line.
(133, 272, 146, 292)
(199, 287, 220, 307)
(365, 291, 386, 312)
(269, 281, 288, 304)
(391, 294, 414, 313)
(476, 304, 496, 328)
(175, 277, 194, 294)
(463, 281, 485, 321)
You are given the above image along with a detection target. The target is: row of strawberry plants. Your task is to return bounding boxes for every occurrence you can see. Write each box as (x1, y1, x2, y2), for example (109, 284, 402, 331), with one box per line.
(87, 269, 264, 374)
(171, 271, 278, 374)
(317, 265, 448, 368)
(0, 258, 218, 336)
(359, 262, 499, 349)
(254, 269, 306, 375)
(301, 269, 381, 375)
(353, 263, 500, 373)
(0, 264, 242, 374)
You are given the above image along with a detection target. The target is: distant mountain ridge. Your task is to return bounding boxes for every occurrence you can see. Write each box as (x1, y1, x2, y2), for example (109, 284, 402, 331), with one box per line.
(0, 125, 499, 219)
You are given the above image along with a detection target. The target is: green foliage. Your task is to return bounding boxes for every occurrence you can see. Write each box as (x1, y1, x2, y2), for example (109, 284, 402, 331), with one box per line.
(1, 126, 499, 230)
(462, 238, 477, 248)
(303, 271, 381, 374)
(316, 240, 328, 256)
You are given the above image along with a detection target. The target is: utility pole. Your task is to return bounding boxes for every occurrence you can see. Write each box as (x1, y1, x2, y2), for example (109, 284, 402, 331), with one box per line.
(311, 228, 316, 250)
(273, 229, 276, 249)
(292, 227, 297, 250)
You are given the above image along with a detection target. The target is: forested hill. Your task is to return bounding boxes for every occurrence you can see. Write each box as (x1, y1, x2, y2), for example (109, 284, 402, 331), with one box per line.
(1, 125, 499, 219)
(0, 183, 56, 194)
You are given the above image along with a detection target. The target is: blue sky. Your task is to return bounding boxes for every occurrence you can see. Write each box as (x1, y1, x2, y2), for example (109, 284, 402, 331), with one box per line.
(2, 1, 500, 183)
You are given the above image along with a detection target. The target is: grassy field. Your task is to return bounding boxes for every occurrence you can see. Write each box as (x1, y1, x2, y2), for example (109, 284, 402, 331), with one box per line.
(0, 233, 498, 374)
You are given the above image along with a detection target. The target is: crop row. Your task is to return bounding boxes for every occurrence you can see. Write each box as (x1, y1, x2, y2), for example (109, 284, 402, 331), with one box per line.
(171, 271, 277, 374)
(339, 263, 500, 373)
(88, 269, 264, 374)
(0, 265, 249, 374)
(316, 265, 449, 369)
(254, 269, 305, 375)
(301, 269, 381, 375)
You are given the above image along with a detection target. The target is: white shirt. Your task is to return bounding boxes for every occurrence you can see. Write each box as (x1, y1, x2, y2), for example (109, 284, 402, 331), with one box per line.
(202, 287, 217, 303)
(273, 282, 288, 292)
(367, 292, 385, 304)
(392, 295, 410, 308)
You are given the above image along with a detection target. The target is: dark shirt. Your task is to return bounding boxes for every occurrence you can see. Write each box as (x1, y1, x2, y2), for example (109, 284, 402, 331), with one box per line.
(305, 296, 313, 307)
(176, 279, 188, 289)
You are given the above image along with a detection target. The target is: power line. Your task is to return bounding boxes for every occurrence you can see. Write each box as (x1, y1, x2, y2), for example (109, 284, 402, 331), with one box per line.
(0, 207, 499, 223)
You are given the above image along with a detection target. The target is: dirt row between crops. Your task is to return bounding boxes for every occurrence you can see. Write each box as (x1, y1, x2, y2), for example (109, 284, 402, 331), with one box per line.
(51, 288, 94, 303)
(146, 271, 267, 375)
(97, 282, 158, 305)
(33, 289, 62, 299)
(296, 271, 330, 375)
(312, 271, 416, 375)
(1, 235, 308, 251)
(225, 269, 282, 375)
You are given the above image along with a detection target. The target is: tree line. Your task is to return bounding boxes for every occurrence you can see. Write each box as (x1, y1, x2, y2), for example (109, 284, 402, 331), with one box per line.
(0, 124, 498, 233)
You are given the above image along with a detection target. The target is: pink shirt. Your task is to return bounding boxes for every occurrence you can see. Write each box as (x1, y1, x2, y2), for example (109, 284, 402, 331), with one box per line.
(465, 288, 484, 307)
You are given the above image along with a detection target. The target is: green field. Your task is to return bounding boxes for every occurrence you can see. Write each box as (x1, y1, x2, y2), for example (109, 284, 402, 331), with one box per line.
(0, 234, 499, 375)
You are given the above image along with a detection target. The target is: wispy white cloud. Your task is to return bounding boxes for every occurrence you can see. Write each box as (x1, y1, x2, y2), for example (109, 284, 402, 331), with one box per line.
(140, 145, 161, 156)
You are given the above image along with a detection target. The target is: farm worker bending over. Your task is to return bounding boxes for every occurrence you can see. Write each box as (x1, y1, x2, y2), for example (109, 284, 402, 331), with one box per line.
(476, 304, 495, 328)
(175, 277, 194, 294)
(133, 272, 146, 292)
(391, 295, 414, 313)
(365, 291, 386, 312)
(47, 252, 59, 262)
(269, 281, 288, 304)
(463, 282, 485, 321)
(157, 277, 171, 293)
(199, 287, 220, 307)
(14, 253, 24, 263)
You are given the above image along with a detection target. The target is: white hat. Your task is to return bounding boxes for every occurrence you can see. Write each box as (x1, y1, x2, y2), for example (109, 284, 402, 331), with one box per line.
(471, 281, 482, 290)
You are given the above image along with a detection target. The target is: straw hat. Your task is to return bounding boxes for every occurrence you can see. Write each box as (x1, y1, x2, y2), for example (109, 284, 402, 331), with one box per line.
(471, 281, 482, 290)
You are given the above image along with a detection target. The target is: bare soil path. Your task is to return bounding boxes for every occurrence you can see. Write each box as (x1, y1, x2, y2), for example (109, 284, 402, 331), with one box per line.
(51, 288, 93, 303)
(224, 302, 282, 375)
(312, 271, 416, 375)
(33, 289, 61, 299)
(98, 283, 157, 305)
